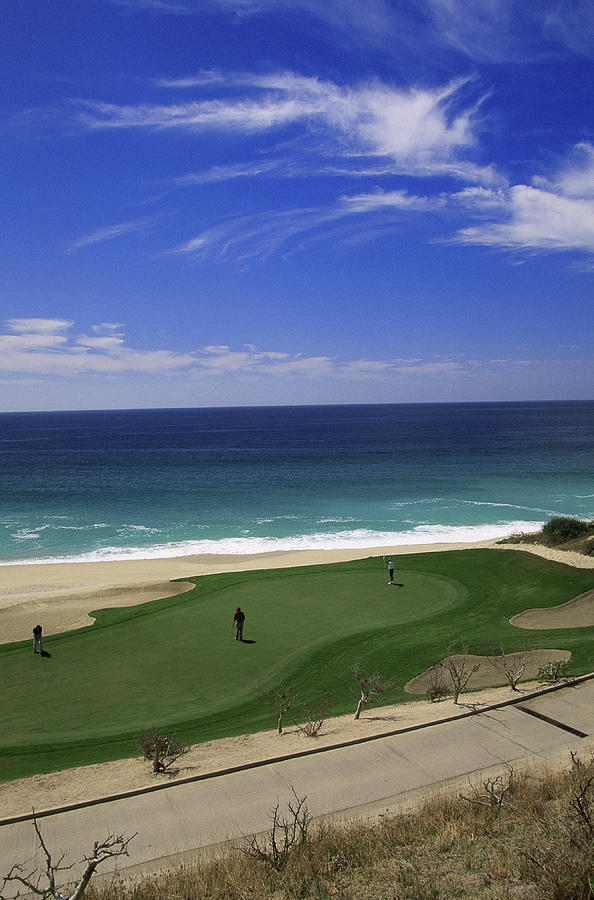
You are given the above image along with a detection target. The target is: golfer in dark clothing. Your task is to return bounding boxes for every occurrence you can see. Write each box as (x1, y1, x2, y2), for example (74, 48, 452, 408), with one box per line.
(33, 624, 43, 653)
(233, 607, 245, 640)
(388, 560, 394, 584)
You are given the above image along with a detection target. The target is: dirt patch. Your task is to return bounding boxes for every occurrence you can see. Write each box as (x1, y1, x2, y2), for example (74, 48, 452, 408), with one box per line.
(511, 589, 594, 630)
(405, 649, 572, 695)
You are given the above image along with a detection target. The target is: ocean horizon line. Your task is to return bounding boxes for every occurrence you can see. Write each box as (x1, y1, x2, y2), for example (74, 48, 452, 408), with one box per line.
(1, 398, 592, 417)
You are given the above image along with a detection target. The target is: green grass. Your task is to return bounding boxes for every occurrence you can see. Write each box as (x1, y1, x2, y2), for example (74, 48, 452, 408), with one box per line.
(1, 549, 593, 782)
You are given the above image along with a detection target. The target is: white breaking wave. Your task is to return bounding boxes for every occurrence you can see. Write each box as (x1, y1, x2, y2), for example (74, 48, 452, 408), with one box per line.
(0, 520, 546, 566)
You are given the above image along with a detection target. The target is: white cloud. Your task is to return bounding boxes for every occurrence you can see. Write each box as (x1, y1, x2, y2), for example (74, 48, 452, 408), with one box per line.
(456, 145, 594, 257)
(535, 142, 594, 199)
(1, 320, 196, 376)
(6, 318, 73, 334)
(459, 186, 594, 253)
(450, 186, 508, 209)
(3, 319, 557, 385)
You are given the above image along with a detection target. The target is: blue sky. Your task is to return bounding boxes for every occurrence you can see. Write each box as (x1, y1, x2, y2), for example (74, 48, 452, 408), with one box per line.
(2, 0, 593, 411)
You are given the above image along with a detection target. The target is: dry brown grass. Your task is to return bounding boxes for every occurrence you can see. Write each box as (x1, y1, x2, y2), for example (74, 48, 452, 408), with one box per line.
(88, 752, 594, 900)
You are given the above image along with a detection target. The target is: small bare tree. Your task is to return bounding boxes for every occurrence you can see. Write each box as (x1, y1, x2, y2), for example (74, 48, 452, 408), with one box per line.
(296, 692, 332, 738)
(487, 644, 531, 691)
(261, 686, 299, 734)
(0, 817, 135, 900)
(442, 644, 480, 704)
(347, 665, 393, 720)
(138, 732, 189, 773)
(241, 786, 311, 870)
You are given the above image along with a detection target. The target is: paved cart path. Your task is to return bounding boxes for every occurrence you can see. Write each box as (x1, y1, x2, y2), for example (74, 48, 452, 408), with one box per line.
(1, 678, 593, 891)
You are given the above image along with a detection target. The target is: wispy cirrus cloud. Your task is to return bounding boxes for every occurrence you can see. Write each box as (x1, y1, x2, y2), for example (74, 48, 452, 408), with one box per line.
(68, 63, 593, 265)
(171, 159, 292, 185)
(168, 186, 476, 262)
(67, 217, 156, 253)
(146, 0, 594, 60)
(170, 194, 424, 263)
(340, 189, 445, 214)
(424, 0, 594, 61)
(202, 0, 396, 39)
(169, 155, 594, 264)
(77, 72, 490, 183)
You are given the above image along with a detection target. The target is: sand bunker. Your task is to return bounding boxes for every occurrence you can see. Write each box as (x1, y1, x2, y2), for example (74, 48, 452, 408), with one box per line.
(511, 589, 594, 630)
(0, 581, 195, 645)
(405, 649, 572, 695)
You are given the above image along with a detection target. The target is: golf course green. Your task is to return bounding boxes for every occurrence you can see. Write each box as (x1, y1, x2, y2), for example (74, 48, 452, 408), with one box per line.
(1, 549, 593, 783)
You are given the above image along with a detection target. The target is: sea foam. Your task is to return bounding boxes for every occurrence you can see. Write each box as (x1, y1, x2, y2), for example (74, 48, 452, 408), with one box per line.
(0, 520, 545, 566)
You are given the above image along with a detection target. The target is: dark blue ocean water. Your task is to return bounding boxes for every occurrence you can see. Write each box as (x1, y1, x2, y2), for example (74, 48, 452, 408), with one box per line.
(0, 402, 592, 564)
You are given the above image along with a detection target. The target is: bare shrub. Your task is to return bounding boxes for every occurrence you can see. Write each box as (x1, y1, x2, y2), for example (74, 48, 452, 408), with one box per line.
(512, 752, 594, 898)
(0, 817, 135, 900)
(260, 685, 299, 734)
(459, 764, 515, 812)
(346, 665, 393, 719)
(138, 732, 189, 773)
(424, 663, 450, 702)
(487, 644, 531, 691)
(296, 692, 332, 738)
(568, 750, 594, 840)
(241, 786, 312, 870)
(537, 659, 570, 683)
(442, 644, 480, 703)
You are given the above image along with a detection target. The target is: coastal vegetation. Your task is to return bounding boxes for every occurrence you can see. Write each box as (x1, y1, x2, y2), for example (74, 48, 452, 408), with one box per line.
(498, 516, 594, 555)
(1, 550, 593, 782)
(75, 749, 590, 899)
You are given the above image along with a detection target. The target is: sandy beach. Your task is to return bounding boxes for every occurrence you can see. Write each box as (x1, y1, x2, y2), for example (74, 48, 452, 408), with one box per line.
(2, 538, 592, 645)
(1, 538, 592, 819)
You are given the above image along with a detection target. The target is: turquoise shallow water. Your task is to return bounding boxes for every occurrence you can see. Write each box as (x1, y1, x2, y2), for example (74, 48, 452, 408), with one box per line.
(0, 402, 592, 564)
